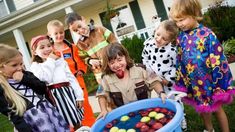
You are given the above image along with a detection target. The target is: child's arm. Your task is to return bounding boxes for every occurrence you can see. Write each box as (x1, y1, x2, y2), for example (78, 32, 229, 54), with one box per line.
(97, 95, 109, 120)
(63, 59, 84, 101)
(20, 71, 47, 95)
(151, 80, 167, 103)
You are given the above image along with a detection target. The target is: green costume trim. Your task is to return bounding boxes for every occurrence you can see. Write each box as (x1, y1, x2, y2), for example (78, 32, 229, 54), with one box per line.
(86, 29, 111, 56)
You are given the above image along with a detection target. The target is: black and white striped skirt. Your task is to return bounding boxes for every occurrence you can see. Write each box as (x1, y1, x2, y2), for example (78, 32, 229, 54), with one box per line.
(49, 85, 84, 127)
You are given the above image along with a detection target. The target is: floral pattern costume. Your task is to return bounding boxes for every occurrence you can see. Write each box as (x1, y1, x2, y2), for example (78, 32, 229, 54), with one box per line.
(175, 24, 235, 113)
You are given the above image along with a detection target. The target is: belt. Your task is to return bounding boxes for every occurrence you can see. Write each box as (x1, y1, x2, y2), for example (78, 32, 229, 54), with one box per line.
(48, 82, 70, 89)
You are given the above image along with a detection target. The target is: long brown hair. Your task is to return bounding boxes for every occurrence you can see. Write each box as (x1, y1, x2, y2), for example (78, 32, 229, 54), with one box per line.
(0, 44, 26, 116)
(101, 42, 134, 75)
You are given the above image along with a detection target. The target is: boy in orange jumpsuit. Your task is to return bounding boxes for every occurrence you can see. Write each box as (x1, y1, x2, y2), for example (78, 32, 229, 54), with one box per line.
(47, 20, 95, 127)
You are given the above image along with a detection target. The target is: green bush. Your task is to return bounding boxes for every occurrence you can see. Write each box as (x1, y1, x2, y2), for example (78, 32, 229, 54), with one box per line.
(202, 2, 235, 42)
(121, 35, 145, 63)
(222, 37, 235, 56)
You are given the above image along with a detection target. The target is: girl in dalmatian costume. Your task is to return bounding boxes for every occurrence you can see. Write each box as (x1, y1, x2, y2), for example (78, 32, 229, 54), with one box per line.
(142, 20, 187, 131)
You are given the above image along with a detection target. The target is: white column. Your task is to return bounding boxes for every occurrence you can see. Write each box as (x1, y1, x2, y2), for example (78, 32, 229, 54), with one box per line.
(13, 29, 31, 70)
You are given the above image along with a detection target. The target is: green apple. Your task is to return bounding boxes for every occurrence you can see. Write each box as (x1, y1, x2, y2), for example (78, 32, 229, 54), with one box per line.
(148, 111, 157, 118)
(127, 129, 136, 132)
(118, 129, 127, 132)
(120, 115, 130, 122)
(110, 126, 119, 132)
(140, 116, 151, 123)
(155, 113, 165, 120)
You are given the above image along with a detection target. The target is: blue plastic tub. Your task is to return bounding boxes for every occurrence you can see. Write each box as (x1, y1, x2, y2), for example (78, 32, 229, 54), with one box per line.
(91, 98, 183, 132)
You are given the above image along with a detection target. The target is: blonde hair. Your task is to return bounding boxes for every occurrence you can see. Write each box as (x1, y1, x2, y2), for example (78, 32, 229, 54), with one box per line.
(47, 19, 64, 31)
(170, 0, 203, 21)
(0, 44, 27, 116)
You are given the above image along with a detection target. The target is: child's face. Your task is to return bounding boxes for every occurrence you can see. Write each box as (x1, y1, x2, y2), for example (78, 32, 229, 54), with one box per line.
(0, 54, 23, 79)
(174, 16, 198, 31)
(34, 39, 53, 60)
(69, 20, 89, 37)
(108, 55, 127, 73)
(154, 26, 172, 47)
(48, 26, 65, 43)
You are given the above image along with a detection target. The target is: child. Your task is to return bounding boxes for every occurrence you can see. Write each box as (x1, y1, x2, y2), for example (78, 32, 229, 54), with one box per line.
(142, 20, 178, 94)
(65, 12, 118, 84)
(170, 0, 235, 131)
(0, 44, 69, 132)
(96, 43, 167, 119)
(30, 35, 84, 131)
(47, 19, 96, 127)
(142, 20, 188, 131)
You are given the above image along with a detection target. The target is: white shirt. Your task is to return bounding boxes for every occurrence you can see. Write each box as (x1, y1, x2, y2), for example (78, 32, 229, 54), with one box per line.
(30, 58, 83, 101)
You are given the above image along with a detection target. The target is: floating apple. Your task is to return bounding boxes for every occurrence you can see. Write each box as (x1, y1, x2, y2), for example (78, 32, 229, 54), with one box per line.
(135, 122, 145, 128)
(155, 113, 165, 120)
(159, 117, 168, 125)
(127, 129, 136, 132)
(151, 122, 163, 130)
(141, 116, 150, 123)
(140, 124, 150, 132)
(118, 129, 126, 132)
(154, 107, 161, 112)
(112, 119, 119, 125)
(148, 129, 155, 132)
(105, 122, 113, 129)
(128, 112, 136, 117)
(110, 127, 119, 132)
(139, 111, 149, 117)
(160, 108, 168, 114)
(146, 108, 154, 112)
(120, 115, 130, 122)
(147, 119, 156, 126)
(148, 111, 157, 118)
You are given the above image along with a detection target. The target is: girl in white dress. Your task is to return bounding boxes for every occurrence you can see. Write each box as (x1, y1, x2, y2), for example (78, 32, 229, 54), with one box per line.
(30, 35, 84, 131)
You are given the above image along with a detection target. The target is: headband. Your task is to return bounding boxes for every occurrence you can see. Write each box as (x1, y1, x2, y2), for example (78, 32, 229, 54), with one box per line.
(30, 35, 48, 49)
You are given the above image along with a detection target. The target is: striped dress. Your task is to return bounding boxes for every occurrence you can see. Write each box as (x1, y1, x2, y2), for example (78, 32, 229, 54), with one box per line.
(30, 58, 84, 127)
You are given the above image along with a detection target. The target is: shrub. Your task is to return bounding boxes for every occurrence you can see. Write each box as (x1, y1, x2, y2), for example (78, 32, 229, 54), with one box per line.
(121, 35, 145, 63)
(202, 2, 235, 42)
(222, 37, 235, 63)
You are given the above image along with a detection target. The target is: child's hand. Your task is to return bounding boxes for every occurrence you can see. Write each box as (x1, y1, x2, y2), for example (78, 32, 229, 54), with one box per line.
(12, 71, 23, 82)
(48, 52, 60, 60)
(159, 92, 167, 104)
(76, 101, 84, 109)
(89, 59, 101, 68)
(96, 109, 108, 120)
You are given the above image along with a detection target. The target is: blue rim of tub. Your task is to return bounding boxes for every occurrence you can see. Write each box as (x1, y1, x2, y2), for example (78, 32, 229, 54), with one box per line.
(91, 98, 183, 132)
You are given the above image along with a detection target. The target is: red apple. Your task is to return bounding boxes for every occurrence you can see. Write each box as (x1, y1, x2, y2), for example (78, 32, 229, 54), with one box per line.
(112, 119, 118, 125)
(154, 107, 161, 112)
(105, 122, 113, 129)
(147, 119, 156, 126)
(160, 108, 168, 114)
(140, 124, 150, 132)
(115, 70, 124, 79)
(148, 129, 155, 132)
(147, 108, 154, 112)
(128, 112, 136, 117)
(152, 122, 163, 130)
(159, 117, 168, 125)
(135, 122, 145, 128)
(140, 111, 149, 117)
